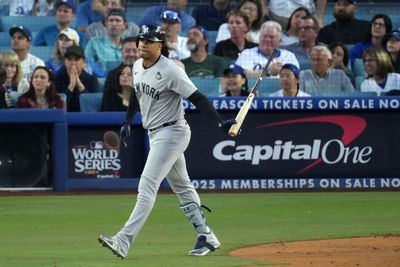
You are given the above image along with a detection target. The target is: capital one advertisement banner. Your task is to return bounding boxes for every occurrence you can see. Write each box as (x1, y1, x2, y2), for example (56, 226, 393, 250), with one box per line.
(68, 126, 145, 179)
(185, 111, 400, 180)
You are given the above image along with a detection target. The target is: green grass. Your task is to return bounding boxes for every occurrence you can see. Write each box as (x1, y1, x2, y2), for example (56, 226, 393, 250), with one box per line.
(0, 192, 399, 267)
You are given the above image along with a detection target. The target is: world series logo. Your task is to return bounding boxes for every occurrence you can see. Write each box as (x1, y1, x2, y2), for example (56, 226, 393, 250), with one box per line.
(71, 131, 121, 178)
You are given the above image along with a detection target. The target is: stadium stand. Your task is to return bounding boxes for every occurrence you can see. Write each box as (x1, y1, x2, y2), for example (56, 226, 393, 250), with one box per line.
(79, 93, 103, 112)
(29, 46, 54, 61)
(355, 75, 366, 91)
(0, 16, 55, 32)
(352, 58, 366, 77)
(250, 77, 281, 97)
(190, 77, 221, 96)
(207, 31, 218, 54)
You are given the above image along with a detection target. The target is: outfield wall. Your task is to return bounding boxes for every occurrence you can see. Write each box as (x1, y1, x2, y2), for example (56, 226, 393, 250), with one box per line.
(1, 97, 400, 192)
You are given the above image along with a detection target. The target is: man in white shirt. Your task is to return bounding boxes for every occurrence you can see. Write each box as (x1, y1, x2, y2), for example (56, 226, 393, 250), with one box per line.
(235, 21, 299, 78)
(10, 25, 45, 81)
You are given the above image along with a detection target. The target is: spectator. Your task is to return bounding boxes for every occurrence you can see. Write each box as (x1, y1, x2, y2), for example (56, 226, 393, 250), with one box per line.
(191, 0, 232, 31)
(55, 45, 99, 112)
(269, 63, 310, 96)
(182, 25, 228, 78)
(317, 0, 370, 45)
(33, 0, 77, 46)
(10, 25, 45, 81)
(382, 30, 400, 73)
(361, 47, 400, 96)
(281, 7, 311, 46)
(0, 67, 6, 109)
(216, 0, 264, 43)
(161, 10, 190, 60)
(85, 0, 139, 43)
(101, 64, 132, 111)
(104, 37, 139, 94)
(350, 14, 392, 68)
(76, 0, 105, 33)
(328, 41, 355, 86)
(45, 28, 81, 73)
(84, 8, 125, 73)
(9, 0, 34, 15)
(17, 66, 64, 109)
(267, 0, 326, 29)
(31, 0, 55, 16)
(0, 51, 29, 96)
(283, 15, 322, 62)
(45, 27, 104, 77)
(235, 21, 299, 78)
(220, 63, 249, 96)
(213, 9, 258, 63)
(300, 46, 355, 96)
(138, 0, 195, 33)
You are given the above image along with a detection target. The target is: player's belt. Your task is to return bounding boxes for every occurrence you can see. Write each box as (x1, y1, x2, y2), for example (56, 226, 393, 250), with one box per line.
(149, 120, 178, 132)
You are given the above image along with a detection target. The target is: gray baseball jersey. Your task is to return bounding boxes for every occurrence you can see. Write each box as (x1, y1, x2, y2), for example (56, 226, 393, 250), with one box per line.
(132, 55, 197, 129)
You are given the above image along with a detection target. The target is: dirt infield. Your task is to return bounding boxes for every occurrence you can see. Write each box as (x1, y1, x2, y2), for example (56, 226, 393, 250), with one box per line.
(230, 235, 400, 267)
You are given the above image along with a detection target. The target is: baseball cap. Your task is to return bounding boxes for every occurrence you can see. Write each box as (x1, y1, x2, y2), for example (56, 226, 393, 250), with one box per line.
(387, 30, 400, 41)
(334, 0, 356, 4)
(9, 25, 32, 41)
(160, 10, 181, 24)
(64, 45, 84, 59)
(280, 64, 300, 79)
(189, 25, 209, 40)
(224, 64, 246, 78)
(106, 8, 127, 21)
(55, 0, 77, 12)
(58, 28, 80, 44)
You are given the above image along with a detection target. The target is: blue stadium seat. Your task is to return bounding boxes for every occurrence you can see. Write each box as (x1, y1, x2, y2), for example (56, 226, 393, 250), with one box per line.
(0, 46, 10, 53)
(0, 16, 55, 32)
(299, 60, 310, 70)
(207, 31, 218, 54)
(254, 77, 281, 96)
(352, 58, 366, 77)
(0, 32, 10, 46)
(79, 93, 103, 112)
(29, 46, 54, 61)
(355, 76, 365, 91)
(190, 77, 221, 97)
(97, 77, 106, 92)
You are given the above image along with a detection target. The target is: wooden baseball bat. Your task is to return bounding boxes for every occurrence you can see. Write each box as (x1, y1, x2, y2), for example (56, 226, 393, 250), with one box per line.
(228, 49, 278, 137)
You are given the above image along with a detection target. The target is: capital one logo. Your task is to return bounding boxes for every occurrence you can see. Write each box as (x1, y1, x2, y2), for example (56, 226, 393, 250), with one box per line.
(213, 115, 372, 174)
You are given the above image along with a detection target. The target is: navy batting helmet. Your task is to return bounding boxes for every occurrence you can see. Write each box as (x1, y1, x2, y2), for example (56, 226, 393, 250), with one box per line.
(137, 24, 166, 44)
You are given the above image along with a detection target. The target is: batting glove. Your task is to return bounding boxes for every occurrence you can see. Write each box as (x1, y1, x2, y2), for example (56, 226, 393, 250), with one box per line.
(218, 118, 237, 134)
(120, 120, 131, 148)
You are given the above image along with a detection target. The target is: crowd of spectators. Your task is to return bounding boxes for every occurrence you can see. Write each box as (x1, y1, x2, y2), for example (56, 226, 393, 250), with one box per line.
(0, 0, 400, 113)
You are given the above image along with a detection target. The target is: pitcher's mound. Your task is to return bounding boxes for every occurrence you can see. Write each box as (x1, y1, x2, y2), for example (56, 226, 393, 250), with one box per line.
(230, 235, 400, 267)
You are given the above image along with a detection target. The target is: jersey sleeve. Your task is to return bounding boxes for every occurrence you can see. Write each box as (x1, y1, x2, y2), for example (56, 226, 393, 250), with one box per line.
(169, 62, 197, 98)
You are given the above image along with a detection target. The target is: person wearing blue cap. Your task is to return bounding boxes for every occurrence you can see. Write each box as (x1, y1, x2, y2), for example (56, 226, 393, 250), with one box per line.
(220, 64, 249, 97)
(10, 25, 45, 82)
(270, 64, 310, 97)
(138, 0, 195, 33)
(160, 10, 190, 60)
(182, 25, 228, 78)
(318, 0, 370, 45)
(33, 0, 78, 46)
(382, 30, 400, 73)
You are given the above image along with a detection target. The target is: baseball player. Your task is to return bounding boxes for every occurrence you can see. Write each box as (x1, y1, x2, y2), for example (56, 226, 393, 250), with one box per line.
(98, 24, 236, 258)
